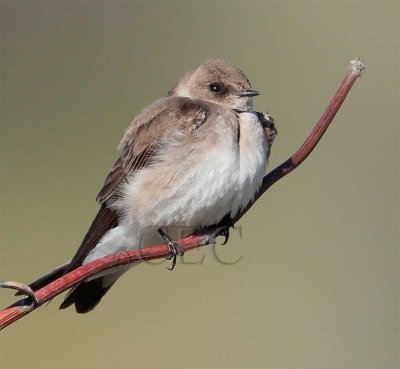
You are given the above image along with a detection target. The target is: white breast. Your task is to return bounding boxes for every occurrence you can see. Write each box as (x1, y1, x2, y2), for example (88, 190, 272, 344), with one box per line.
(87, 111, 269, 265)
(115, 111, 267, 232)
(230, 112, 268, 216)
(116, 114, 241, 229)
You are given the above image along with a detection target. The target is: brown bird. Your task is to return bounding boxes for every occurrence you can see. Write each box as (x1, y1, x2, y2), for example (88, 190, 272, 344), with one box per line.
(29, 58, 277, 313)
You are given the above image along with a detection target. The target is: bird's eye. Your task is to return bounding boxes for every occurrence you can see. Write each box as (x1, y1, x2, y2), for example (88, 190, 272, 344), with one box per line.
(209, 83, 222, 93)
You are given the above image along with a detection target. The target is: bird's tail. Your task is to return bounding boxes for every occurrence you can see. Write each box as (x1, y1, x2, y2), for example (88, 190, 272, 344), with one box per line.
(25, 212, 159, 313)
(18, 262, 70, 294)
(58, 280, 113, 313)
(26, 262, 131, 313)
(58, 274, 121, 313)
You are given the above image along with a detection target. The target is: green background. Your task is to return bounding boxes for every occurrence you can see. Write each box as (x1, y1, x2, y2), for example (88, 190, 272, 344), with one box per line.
(1, 1, 398, 368)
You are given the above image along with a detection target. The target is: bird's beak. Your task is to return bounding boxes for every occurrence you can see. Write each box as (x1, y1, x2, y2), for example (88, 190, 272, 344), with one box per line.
(236, 90, 260, 97)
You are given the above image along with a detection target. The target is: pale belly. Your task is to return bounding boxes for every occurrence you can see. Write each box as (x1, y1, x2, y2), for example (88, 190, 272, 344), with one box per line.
(116, 111, 268, 230)
(119, 137, 240, 228)
(85, 111, 268, 266)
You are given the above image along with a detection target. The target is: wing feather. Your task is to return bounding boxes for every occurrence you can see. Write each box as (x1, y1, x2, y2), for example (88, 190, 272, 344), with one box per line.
(65, 97, 211, 271)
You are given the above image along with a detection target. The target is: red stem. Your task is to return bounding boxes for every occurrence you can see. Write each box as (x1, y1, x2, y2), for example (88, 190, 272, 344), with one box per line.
(0, 59, 365, 330)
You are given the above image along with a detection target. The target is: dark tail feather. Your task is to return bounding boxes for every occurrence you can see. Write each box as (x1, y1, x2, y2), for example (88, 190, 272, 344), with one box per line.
(26, 264, 121, 313)
(15, 263, 70, 296)
(24, 204, 120, 311)
(59, 277, 116, 314)
(23, 205, 122, 312)
(64, 205, 119, 275)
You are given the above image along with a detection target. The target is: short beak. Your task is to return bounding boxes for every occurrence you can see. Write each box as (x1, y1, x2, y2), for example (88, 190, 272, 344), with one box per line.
(236, 90, 261, 97)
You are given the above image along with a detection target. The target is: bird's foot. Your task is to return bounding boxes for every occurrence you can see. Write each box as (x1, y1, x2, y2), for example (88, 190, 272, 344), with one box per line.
(158, 229, 184, 270)
(220, 214, 235, 245)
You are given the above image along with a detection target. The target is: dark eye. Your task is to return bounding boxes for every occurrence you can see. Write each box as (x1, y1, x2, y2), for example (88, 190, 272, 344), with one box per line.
(209, 83, 222, 93)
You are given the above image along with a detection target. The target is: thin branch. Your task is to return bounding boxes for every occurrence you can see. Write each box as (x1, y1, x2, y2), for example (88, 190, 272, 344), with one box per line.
(0, 59, 365, 331)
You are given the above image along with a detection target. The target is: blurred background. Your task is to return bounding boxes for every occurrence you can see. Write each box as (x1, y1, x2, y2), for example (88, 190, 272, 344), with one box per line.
(0, 1, 398, 368)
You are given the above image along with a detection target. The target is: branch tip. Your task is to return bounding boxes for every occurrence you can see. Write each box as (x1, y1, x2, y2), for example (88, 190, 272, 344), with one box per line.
(350, 58, 366, 75)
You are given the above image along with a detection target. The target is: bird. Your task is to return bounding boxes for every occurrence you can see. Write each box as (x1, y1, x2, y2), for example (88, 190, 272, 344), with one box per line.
(29, 58, 277, 313)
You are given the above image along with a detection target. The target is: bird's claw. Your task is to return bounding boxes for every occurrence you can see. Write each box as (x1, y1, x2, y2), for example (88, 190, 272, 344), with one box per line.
(220, 228, 230, 245)
(220, 214, 234, 246)
(165, 239, 184, 271)
(158, 229, 184, 271)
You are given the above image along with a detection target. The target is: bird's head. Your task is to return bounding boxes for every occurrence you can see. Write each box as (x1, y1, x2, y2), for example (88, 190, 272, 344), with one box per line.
(169, 58, 259, 111)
